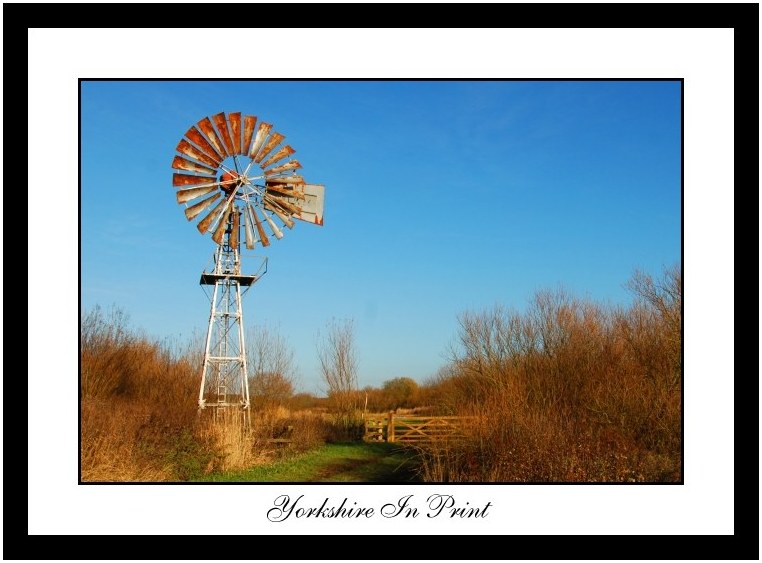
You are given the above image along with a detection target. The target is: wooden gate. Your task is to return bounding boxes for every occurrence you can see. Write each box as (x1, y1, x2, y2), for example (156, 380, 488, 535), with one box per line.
(364, 413, 470, 444)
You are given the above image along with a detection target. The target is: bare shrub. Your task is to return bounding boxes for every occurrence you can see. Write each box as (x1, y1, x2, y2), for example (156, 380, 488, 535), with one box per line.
(317, 318, 361, 437)
(81, 306, 224, 481)
(286, 410, 332, 451)
(417, 265, 682, 482)
(81, 305, 345, 480)
(246, 325, 296, 406)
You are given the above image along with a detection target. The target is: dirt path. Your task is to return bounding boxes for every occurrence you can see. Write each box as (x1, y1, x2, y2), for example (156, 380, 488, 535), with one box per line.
(306, 443, 420, 482)
(201, 442, 421, 483)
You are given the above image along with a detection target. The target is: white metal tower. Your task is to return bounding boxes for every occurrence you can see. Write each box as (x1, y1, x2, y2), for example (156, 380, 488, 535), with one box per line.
(198, 210, 263, 421)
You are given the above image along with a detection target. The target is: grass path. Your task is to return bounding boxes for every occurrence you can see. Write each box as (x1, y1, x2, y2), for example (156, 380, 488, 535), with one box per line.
(199, 442, 421, 483)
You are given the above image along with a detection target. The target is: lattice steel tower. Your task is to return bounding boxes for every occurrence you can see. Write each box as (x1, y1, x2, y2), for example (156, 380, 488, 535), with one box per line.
(198, 211, 260, 418)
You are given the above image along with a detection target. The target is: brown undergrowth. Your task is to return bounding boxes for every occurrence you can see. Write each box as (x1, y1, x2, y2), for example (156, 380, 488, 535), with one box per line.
(417, 265, 682, 482)
(80, 306, 331, 481)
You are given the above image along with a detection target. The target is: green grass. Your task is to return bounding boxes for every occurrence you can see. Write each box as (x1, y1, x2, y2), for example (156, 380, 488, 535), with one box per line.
(198, 442, 421, 483)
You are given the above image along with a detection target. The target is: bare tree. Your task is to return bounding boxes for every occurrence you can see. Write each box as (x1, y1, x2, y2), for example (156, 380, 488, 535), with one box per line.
(249, 372, 294, 410)
(626, 264, 682, 342)
(317, 318, 358, 419)
(246, 326, 296, 410)
(624, 263, 682, 405)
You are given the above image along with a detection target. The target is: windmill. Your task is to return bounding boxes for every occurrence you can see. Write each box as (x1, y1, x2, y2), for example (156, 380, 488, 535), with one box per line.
(172, 112, 325, 421)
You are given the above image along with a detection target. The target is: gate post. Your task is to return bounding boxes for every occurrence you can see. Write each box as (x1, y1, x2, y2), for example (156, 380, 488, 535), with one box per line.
(387, 411, 395, 443)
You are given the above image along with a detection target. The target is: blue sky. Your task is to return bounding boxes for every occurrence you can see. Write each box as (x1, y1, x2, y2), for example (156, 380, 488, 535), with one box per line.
(81, 80, 681, 392)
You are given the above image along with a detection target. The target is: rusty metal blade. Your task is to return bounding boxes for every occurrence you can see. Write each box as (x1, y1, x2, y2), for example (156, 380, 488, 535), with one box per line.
(177, 184, 218, 204)
(264, 160, 302, 176)
(212, 203, 232, 244)
(228, 112, 242, 154)
(185, 127, 223, 164)
(254, 132, 285, 163)
(213, 112, 236, 157)
(174, 179, 219, 191)
(243, 203, 256, 249)
(176, 139, 220, 168)
(266, 174, 305, 187)
(266, 183, 305, 200)
(249, 204, 270, 247)
(249, 122, 273, 159)
(265, 193, 302, 215)
(260, 145, 295, 169)
(264, 200, 295, 229)
(172, 155, 216, 175)
(266, 175, 306, 197)
(198, 117, 228, 158)
(173, 173, 218, 187)
(229, 205, 240, 249)
(242, 115, 257, 156)
(184, 191, 220, 220)
(263, 210, 284, 239)
(197, 198, 228, 234)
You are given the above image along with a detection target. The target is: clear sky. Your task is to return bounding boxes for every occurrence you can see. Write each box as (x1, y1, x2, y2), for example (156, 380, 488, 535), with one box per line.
(81, 80, 681, 392)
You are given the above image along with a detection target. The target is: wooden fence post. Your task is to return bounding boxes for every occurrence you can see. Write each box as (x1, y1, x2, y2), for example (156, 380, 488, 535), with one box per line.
(387, 411, 395, 443)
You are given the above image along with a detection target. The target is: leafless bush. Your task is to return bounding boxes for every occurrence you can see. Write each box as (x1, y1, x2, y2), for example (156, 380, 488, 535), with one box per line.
(317, 318, 361, 435)
(418, 265, 682, 482)
(245, 325, 297, 410)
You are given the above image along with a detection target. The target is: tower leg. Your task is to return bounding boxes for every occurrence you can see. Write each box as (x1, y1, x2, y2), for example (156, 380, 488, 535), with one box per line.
(237, 281, 251, 427)
(198, 282, 220, 410)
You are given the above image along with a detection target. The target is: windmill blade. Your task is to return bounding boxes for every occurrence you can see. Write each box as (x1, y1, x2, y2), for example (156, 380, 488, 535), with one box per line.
(264, 193, 302, 216)
(197, 117, 228, 158)
(263, 209, 284, 240)
(172, 155, 216, 175)
(249, 122, 272, 159)
(266, 175, 306, 198)
(184, 191, 220, 220)
(263, 200, 295, 229)
(264, 160, 302, 176)
(254, 132, 285, 164)
(266, 174, 306, 187)
(197, 198, 229, 234)
(213, 112, 236, 157)
(228, 112, 242, 154)
(184, 127, 223, 164)
(260, 145, 295, 170)
(212, 203, 233, 244)
(173, 173, 218, 187)
(174, 178, 223, 191)
(242, 202, 256, 249)
(230, 206, 240, 249)
(176, 139, 220, 168)
(266, 183, 305, 200)
(177, 184, 218, 204)
(242, 115, 257, 157)
(248, 203, 270, 247)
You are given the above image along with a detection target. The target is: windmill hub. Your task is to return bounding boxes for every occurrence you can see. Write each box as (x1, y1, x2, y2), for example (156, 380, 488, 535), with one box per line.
(171, 111, 326, 418)
(220, 171, 244, 195)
